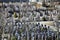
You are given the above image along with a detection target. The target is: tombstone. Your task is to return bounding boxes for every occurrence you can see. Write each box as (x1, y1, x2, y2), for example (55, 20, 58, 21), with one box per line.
(29, 33, 31, 40)
(41, 24, 43, 27)
(47, 30, 50, 37)
(2, 34, 10, 40)
(0, 34, 2, 40)
(52, 33, 54, 40)
(42, 35, 44, 40)
(44, 25, 47, 32)
(15, 30, 18, 37)
(40, 12, 43, 16)
(31, 32, 35, 40)
(18, 35, 20, 40)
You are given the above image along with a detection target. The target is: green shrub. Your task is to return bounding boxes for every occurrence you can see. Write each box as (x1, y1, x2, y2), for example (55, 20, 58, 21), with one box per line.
(58, 15, 60, 20)
(42, 17, 47, 21)
(14, 13, 18, 18)
(11, 36, 17, 40)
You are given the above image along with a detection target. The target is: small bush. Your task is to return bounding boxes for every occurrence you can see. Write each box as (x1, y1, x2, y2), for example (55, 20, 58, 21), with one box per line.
(14, 13, 18, 18)
(11, 36, 17, 40)
(42, 17, 47, 21)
